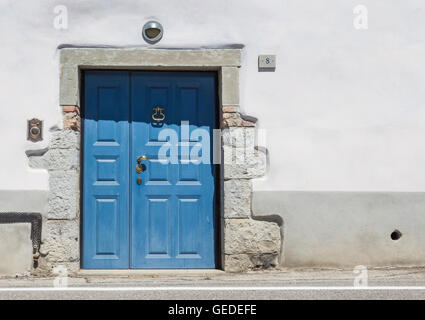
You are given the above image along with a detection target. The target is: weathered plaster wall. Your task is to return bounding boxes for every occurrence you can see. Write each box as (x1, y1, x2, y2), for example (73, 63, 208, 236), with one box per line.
(253, 192, 425, 267)
(1, 0, 425, 192)
(1, 0, 425, 270)
(0, 191, 48, 275)
(0, 224, 32, 275)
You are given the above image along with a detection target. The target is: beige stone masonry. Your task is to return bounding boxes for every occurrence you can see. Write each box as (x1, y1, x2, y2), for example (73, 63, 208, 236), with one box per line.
(222, 110, 281, 271)
(29, 106, 81, 275)
(60, 48, 241, 106)
(224, 219, 281, 271)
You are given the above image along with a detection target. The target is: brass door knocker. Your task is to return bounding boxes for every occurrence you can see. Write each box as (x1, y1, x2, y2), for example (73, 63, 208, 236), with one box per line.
(152, 107, 165, 122)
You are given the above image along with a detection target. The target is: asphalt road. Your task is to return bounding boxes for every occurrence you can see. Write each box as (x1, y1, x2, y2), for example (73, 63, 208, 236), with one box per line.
(2, 288, 425, 300)
(2, 267, 425, 300)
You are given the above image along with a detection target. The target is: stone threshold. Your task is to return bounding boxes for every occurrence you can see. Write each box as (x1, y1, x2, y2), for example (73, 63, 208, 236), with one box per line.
(77, 269, 225, 277)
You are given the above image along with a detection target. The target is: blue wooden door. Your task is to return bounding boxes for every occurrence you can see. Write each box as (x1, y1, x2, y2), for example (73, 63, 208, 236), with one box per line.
(83, 70, 217, 269)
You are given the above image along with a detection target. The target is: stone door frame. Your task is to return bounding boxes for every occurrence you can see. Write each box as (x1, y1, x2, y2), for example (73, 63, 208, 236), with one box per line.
(30, 48, 281, 274)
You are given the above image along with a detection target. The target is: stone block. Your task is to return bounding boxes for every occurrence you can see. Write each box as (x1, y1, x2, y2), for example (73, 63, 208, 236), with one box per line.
(221, 67, 239, 106)
(223, 146, 267, 179)
(28, 149, 78, 170)
(249, 253, 279, 269)
(244, 128, 256, 150)
(50, 130, 80, 149)
(224, 254, 252, 272)
(224, 253, 279, 272)
(48, 149, 79, 170)
(60, 48, 241, 67)
(224, 218, 281, 255)
(48, 170, 78, 219)
(222, 127, 245, 148)
(43, 220, 79, 262)
(222, 127, 255, 149)
(224, 179, 252, 218)
(60, 49, 241, 106)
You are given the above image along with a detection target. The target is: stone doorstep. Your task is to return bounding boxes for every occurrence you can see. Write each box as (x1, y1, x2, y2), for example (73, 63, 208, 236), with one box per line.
(77, 269, 225, 277)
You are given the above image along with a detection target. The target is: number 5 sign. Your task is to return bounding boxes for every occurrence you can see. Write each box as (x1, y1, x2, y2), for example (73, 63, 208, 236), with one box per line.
(258, 55, 276, 70)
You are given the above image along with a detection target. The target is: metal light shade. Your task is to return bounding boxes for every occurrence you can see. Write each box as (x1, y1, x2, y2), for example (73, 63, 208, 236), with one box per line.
(142, 21, 163, 44)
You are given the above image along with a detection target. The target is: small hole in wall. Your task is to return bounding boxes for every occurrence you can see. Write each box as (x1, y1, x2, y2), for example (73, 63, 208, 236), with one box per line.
(391, 230, 402, 241)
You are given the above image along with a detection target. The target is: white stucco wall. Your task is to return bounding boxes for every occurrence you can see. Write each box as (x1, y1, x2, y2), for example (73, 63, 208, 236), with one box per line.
(1, 0, 425, 192)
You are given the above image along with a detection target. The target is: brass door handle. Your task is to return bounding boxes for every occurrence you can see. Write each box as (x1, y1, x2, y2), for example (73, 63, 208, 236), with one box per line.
(136, 155, 147, 174)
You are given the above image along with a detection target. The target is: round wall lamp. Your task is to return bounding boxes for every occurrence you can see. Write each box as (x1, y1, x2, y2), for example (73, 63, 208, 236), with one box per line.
(142, 20, 163, 44)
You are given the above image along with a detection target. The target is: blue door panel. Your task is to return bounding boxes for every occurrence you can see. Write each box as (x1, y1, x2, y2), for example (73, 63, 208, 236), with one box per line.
(83, 71, 130, 269)
(83, 71, 217, 269)
(131, 71, 216, 268)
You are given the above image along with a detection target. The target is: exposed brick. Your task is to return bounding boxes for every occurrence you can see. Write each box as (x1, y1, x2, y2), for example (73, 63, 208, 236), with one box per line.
(222, 118, 242, 128)
(222, 106, 239, 113)
(63, 105, 80, 131)
(63, 106, 79, 113)
(222, 110, 256, 128)
(222, 112, 239, 119)
(64, 119, 80, 131)
(63, 112, 79, 120)
(241, 120, 256, 127)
